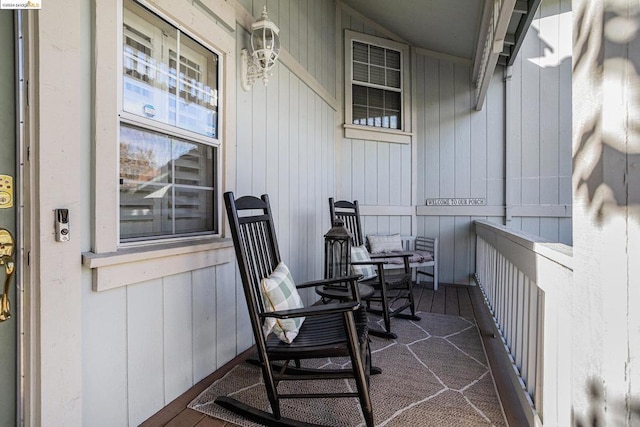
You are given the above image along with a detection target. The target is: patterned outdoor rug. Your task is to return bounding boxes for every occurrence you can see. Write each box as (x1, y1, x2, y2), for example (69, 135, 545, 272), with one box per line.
(188, 312, 506, 426)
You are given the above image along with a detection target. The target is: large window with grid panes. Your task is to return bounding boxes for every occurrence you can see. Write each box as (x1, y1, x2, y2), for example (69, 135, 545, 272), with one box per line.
(344, 30, 411, 144)
(120, 0, 219, 242)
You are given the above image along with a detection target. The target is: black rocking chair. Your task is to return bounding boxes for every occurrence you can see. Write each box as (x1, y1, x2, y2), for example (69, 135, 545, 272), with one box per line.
(217, 192, 374, 427)
(329, 198, 421, 339)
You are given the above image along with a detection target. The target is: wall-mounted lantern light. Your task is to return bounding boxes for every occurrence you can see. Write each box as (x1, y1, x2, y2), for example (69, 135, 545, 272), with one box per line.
(241, 6, 280, 91)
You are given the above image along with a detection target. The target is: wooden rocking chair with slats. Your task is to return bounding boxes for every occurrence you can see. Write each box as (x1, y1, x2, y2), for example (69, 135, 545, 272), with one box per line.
(329, 197, 424, 339)
(217, 192, 374, 427)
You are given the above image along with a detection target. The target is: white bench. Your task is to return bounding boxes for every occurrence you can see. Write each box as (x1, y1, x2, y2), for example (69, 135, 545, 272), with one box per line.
(378, 235, 439, 291)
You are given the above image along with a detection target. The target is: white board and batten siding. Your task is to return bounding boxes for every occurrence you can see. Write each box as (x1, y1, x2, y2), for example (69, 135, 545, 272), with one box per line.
(83, 1, 339, 425)
(506, 0, 573, 244)
(84, 3, 242, 427)
(81, 0, 573, 424)
(82, 261, 239, 426)
(415, 57, 506, 286)
(337, 3, 416, 275)
(235, 0, 338, 306)
(339, 0, 572, 286)
(339, 6, 500, 285)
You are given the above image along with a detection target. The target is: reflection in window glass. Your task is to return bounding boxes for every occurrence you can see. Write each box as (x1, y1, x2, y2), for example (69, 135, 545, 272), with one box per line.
(351, 85, 401, 130)
(119, 125, 216, 240)
(123, 0, 218, 138)
(350, 38, 402, 130)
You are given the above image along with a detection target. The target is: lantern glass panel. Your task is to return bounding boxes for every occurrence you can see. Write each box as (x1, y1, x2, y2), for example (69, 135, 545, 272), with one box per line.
(251, 28, 264, 51)
(324, 220, 352, 280)
(325, 238, 350, 279)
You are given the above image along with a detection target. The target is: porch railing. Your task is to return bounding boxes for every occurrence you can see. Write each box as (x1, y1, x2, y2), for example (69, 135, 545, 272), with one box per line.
(474, 220, 573, 426)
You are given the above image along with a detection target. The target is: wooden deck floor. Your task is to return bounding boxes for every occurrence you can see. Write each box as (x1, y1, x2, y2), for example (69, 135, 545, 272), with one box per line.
(140, 283, 506, 427)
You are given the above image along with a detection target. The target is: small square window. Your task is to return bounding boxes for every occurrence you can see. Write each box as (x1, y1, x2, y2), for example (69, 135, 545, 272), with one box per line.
(345, 31, 408, 135)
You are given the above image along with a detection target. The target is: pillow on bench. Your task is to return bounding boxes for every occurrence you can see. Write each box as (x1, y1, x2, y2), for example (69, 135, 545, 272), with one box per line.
(367, 234, 434, 265)
(367, 234, 404, 254)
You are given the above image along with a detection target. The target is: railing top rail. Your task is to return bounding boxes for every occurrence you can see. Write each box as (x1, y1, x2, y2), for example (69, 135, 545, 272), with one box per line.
(474, 220, 573, 270)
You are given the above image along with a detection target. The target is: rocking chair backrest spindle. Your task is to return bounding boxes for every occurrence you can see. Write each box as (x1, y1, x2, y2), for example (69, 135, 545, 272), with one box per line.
(329, 198, 365, 247)
(224, 193, 281, 340)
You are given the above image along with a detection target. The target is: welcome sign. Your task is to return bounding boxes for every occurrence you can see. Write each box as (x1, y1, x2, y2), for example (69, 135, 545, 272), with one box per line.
(426, 198, 486, 206)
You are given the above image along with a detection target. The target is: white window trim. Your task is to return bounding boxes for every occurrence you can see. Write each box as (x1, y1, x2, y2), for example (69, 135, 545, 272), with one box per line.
(86, 0, 236, 291)
(344, 30, 412, 144)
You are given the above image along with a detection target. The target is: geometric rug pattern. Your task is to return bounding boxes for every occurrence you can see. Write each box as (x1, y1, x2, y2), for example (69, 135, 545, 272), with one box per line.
(188, 312, 507, 426)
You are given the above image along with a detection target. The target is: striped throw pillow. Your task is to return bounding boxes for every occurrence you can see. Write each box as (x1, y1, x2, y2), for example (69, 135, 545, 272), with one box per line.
(260, 262, 305, 343)
(350, 245, 377, 280)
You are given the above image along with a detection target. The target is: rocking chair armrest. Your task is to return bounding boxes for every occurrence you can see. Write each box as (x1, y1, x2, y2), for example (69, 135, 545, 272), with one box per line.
(258, 301, 360, 319)
(370, 251, 412, 260)
(295, 274, 361, 289)
(354, 255, 411, 274)
(351, 259, 389, 268)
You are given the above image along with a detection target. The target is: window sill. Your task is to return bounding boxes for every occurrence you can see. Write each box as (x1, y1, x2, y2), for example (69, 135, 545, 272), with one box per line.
(343, 124, 412, 144)
(82, 237, 235, 292)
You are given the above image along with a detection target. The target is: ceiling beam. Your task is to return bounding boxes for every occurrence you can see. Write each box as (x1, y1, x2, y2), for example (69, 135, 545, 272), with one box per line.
(471, 0, 494, 84)
(513, 0, 529, 14)
(507, 0, 542, 66)
(504, 33, 516, 45)
(474, 0, 517, 110)
(414, 47, 472, 66)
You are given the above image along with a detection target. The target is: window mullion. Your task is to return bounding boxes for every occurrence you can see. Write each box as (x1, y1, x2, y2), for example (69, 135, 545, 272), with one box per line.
(171, 138, 176, 235)
(352, 81, 402, 93)
(367, 44, 371, 86)
(171, 29, 178, 234)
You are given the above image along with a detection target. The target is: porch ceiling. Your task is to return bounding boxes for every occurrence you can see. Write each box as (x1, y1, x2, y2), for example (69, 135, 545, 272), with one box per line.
(342, 0, 484, 61)
(342, 0, 542, 108)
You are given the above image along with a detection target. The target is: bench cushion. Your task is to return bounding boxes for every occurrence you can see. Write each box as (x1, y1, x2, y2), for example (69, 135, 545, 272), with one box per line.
(381, 250, 434, 265)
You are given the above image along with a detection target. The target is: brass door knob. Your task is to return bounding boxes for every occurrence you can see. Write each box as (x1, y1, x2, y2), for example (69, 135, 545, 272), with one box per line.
(0, 229, 15, 322)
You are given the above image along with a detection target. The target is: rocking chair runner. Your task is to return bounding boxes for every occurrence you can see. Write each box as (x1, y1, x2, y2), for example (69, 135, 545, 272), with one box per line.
(329, 198, 421, 339)
(218, 192, 374, 427)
